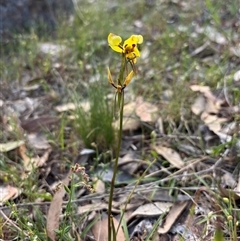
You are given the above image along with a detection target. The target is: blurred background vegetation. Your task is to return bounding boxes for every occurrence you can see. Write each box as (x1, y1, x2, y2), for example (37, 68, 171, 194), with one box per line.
(1, 0, 239, 160)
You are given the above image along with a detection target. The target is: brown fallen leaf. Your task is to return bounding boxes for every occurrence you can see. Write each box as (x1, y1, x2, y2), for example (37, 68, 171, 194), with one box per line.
(113, 101, 141, 131)
(191, 95, 206, 115)
(127, 202, 172, 224)
(123, 101, 140, 131)
(190, 85, 211, 94)
(158, 201, 189, 234)
(153, 145, 185, 169)
(200, 111, 227, 133)
(0, 185, 21, 206)
(190, 85, 219, 105)
(135, 96, 158, 122)
(118, 153, 143, 175)
(46, 176, 70, 241)
(19, 144, 52, 172)
(55, 101, 90, 112)
(94, 178, 105, 194)
(92, 216, 125, 241)
(0, 140, 25, 152)
(190, 85, 225, 109)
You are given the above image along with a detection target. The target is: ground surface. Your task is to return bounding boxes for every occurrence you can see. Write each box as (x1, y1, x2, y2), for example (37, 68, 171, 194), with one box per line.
(0, 0, 240, 240)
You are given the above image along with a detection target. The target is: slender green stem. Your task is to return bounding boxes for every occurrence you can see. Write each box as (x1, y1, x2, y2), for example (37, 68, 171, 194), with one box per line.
(108, 90, 124, 241)
(118, 54, 126, 86)
(108, 92, 124, 241)
(108, 55, 126, 241)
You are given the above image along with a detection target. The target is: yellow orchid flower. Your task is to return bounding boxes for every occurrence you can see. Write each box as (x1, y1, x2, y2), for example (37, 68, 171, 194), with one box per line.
(108, 33, 143, 62)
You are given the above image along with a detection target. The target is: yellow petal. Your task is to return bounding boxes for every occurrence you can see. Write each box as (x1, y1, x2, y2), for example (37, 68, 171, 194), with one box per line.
(109, 45, 123, 53)
(126, 52, 136, 60)
(108, 33, 123, 53)
(128, 35, 143, 44)
(123, 35, 143, 47)
(134, 35, 143, 44)
(108, 33, 122, 45)
(133, 47, 140, 57)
